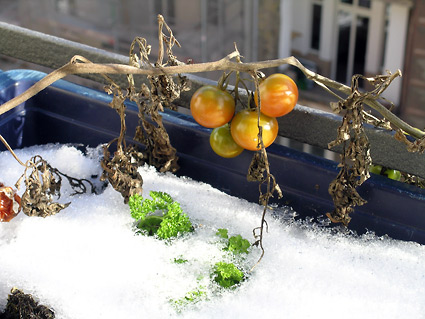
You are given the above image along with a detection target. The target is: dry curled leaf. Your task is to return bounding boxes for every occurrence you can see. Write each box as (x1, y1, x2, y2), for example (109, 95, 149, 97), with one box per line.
(326, 169, 368, 226)
(247, 152, 267, 182)
(100, 144, 144, 204)
(15, 155, 94, 217)
(247, 151, 282, 206)
(327, 74, 394, 225)
(395, 129, 425, 153)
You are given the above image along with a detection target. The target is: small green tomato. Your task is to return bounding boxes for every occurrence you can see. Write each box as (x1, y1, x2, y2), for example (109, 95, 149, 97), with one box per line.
(210, 124, 244, 158)
(369, 165, 383, 175)
(384, 169, 401, 181)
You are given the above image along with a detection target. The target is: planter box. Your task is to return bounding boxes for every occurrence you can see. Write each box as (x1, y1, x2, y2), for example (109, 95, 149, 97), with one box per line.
(1, 69, 425, 244)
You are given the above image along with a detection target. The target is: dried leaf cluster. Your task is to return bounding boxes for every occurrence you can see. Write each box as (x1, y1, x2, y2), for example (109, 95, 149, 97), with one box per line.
(394, 130, 425, 154)
(15, 155, 95, 217)
(326, 73, 399, 225)
(246, 128, 282, 207)
(100, 16, 189, 203)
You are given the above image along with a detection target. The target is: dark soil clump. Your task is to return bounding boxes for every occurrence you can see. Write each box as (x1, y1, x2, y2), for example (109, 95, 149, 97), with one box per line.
(0, 288, 55, 319)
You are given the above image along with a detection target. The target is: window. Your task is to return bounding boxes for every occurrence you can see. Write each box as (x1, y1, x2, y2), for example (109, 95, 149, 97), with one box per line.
(341, 0, 370, 8)
(154, 0, 175, 24)
(207, 0, 219, 25)
(359, 0, 371, 8)
(310, 2, 322, 51)
(335, 0, 371, 86)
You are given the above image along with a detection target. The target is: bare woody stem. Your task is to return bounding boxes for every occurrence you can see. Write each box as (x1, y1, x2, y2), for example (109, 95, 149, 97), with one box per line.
(0, 135, 26, 166)
(0, 53, 423, 140)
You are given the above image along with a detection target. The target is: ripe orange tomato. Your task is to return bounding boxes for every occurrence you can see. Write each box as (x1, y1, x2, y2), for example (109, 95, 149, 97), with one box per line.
(190, 86, 235, 128)
(210, 124, 244, 158)
(0, 183, 21, 222)
(254, 73, 298, 117)
(230, 109, 278, 151)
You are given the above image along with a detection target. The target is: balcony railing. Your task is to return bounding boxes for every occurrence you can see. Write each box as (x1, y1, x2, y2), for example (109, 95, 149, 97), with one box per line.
(1, 21, 424, 179)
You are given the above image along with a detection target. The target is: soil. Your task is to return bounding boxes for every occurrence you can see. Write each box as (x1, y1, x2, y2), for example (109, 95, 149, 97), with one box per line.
(0, 288, 55, 319)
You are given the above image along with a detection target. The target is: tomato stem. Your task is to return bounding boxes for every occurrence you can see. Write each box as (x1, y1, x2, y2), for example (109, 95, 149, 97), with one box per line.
(0, 135, 26, 167)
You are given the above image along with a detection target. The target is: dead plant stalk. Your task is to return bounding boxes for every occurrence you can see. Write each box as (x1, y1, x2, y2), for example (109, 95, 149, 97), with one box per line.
(0, 54, 422, 140)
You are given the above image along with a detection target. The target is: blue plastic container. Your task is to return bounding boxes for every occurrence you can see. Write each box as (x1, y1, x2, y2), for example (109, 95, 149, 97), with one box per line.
(1, 69, 425, 244)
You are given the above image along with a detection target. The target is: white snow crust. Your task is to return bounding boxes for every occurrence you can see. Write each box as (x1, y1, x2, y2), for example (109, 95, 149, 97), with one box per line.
(0, 144, 424, 318)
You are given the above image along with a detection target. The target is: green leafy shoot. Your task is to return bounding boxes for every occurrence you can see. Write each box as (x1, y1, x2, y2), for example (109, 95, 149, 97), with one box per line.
(137, 215, 163, 236)
(156, 201, 193, 239)
(171, 286, 207, 311)
(213, 262, 244, 288)
(128, 193, 144, 220)
(173, 257, 188, 264)
(226, 235, 251, 255)
(129, 191, 193, 239)
(129, 191, 173, 220)
(216, 229, 251, 255)
(216, 228, 228, 239)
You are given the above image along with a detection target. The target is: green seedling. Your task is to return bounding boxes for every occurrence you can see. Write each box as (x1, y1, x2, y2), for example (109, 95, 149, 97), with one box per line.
(213, 262, 244, 288)
(129, 191, 192, 239)
(217, 228, 251, 255)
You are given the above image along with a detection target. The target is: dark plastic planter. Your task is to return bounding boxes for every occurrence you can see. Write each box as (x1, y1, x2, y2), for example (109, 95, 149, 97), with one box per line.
(1, 69, 425, 244)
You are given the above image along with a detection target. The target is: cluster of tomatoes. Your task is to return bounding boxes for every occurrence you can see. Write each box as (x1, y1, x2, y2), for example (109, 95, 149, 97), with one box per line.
(190, 73, 298, 158)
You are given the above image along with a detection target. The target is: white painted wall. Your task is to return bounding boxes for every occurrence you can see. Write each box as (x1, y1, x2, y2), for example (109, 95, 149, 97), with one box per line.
(279, 0, 294, 59)
(382, 3, 410, 104)
(319, 0, 336, 61)
(290, 0, 309, 55)
(365, 0, 386, 75)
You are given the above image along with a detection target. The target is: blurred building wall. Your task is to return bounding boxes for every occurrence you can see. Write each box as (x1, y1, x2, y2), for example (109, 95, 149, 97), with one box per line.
(1, 0, 424, 127)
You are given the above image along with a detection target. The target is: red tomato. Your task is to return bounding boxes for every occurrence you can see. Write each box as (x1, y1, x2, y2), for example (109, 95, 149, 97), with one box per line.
(230, 109, 278, 151)
(0, 184, 21, 222)
(210, 124, 244, 158)
(190, 86, 235, 128)
(254, 73, 298, 117)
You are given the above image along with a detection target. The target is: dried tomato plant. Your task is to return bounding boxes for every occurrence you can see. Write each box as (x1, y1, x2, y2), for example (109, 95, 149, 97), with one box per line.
(326, 72, 400, 225)
(247, 73, 283, 270)
(100, 16, 189, 203)
(15, 155, 95, 217)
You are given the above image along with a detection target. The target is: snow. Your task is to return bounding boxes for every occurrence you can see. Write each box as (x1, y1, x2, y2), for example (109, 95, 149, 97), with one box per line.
(0, 144, 424, 319)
